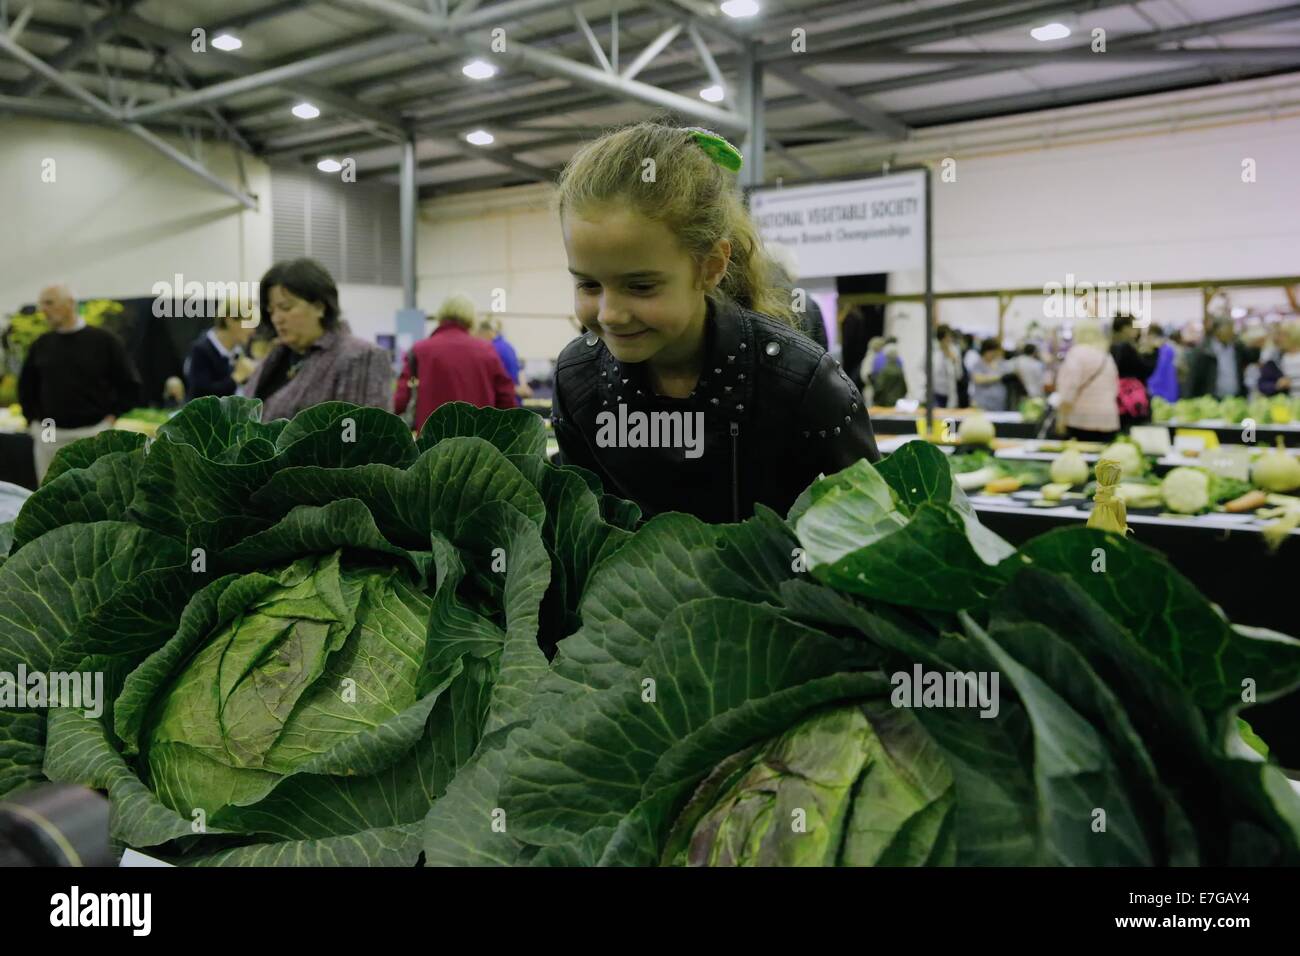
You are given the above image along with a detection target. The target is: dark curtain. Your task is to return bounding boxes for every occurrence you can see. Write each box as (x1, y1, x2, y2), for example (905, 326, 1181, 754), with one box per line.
(116, 298, 212, 408)
(837, 274, 887, 390)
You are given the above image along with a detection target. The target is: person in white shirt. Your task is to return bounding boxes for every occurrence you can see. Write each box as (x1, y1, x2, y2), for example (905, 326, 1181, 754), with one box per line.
(930, 325, 961, 407)
(1014, 344, 1046, 399)
(969, 338, 1012, 411)
(859, 336, 886, 405)
(963, 338, 981, 379)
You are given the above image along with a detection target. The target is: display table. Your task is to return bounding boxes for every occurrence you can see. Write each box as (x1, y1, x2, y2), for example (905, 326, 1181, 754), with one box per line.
(971, 498, 1299, 765)
(0, 431, 37, 490)
(1157, 419, 1300, 448)
(868, 408, 1043, 439)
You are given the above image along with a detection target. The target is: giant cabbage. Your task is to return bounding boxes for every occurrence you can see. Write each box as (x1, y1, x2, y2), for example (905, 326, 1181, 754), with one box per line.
(3, 404, 1298, 867)
(422, 442, 1300, 867)
(0, 397, 634, 863)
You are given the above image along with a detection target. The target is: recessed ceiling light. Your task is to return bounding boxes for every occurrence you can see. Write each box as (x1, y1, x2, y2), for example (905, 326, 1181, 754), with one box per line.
(721, 0, 760, 17)
(211, 33, 242, 52)
(700, 85, 725, 102)
(292, 102, 321, 120)
(465, 130, 494, 146)
(1030, 22, 1071, 41)
(317, 158, 342, 173)
(462, 59, 497, 80)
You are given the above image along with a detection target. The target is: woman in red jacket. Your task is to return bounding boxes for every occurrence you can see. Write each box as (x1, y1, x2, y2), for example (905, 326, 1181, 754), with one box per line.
(394, 294, 517, 431)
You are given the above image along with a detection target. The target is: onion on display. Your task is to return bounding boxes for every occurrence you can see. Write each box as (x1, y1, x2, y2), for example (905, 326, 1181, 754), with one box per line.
(1049, 444, 1089, 486)
(1099, 439, 1144, 478)
(1252, 439, 1300, 493)
(958, 413, 995, 446)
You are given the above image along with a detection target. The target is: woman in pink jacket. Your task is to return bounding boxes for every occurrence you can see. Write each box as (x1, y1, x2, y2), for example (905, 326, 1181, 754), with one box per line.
(1054, 321, 1120, 441)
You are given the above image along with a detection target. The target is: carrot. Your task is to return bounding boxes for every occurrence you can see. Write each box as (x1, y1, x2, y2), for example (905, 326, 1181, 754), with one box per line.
(983, 477, 1022, 494)
(1225, 490, 1267, 513)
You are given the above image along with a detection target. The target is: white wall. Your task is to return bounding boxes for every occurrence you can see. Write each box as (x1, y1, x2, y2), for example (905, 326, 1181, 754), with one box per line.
(8, 74, 1298, 393)
(418, 84, 1300, 383)
(882, 109, 1300, 399)
(0, 117, 272, 313)
(418, 183, 580, 362)
(338, 283, 403, 344)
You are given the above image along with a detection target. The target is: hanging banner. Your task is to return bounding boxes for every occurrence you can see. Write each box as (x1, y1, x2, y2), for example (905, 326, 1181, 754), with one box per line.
(750, 171, 927, 278)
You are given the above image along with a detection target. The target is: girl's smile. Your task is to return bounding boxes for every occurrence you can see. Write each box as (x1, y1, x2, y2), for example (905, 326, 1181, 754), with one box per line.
(562, 203, 730, 380)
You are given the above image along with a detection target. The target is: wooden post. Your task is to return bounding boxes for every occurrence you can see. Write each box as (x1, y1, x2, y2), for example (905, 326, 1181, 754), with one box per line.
(997, 292, 1013, 342)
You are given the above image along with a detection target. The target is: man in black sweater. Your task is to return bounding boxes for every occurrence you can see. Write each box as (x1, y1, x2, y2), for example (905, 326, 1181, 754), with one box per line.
(17, 285, 142, 482)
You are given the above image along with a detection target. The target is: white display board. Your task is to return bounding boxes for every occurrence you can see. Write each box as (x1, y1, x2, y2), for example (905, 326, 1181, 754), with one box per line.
(750, 171, 927, 279)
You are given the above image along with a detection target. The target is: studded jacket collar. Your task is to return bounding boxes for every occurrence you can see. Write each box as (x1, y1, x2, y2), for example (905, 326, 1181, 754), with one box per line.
(553, 296, 880, 523)
(588, 298, 757, 422)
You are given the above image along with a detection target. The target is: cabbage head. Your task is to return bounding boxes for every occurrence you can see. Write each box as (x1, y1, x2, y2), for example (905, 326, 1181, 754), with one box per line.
(422, 443, 1300, 868)
(142, 552, 433, 820)
(663, 703, 953, 867)
(0, 397, 637, 865)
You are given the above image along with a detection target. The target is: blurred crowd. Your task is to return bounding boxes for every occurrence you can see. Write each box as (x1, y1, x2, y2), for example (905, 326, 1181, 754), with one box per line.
(13, 260, 534, 482)
(14, 253, 1300, 482)
(862, 312, 1300, 442)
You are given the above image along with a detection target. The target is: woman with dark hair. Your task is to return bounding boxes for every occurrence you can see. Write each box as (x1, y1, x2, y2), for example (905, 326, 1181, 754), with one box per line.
(242, 258, 394, 421)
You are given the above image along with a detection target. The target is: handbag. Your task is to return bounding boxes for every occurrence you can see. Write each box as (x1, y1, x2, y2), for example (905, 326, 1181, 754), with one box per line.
(1116, 376, 1150, 422)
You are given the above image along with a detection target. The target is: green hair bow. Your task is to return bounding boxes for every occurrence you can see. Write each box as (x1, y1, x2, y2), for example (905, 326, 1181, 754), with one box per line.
(683, 127, 743, 173)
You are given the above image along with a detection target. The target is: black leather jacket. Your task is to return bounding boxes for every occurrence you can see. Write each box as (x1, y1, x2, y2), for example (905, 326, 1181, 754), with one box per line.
(552, 296, 880, 523)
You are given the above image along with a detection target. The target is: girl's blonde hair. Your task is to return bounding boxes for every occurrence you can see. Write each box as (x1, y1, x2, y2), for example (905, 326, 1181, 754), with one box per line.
(437, 294, 477, 328)
(553, 120, 795, 326)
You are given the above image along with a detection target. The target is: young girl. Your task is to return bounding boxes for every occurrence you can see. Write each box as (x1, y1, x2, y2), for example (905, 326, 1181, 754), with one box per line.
(551, 121, 879, 523)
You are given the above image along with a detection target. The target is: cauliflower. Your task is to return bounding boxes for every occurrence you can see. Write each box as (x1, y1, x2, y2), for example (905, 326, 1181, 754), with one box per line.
(1161, 467, 1211, 514)
(1100, 440, 1144, 478)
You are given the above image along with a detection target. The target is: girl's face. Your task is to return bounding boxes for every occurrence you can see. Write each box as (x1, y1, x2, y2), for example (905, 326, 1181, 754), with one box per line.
(268, 285, 326, 353)
(563, 204, 728, 367)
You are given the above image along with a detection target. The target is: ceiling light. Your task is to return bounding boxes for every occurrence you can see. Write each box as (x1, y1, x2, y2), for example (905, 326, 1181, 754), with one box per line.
(462, 59, 497, 80)
(700, 85, 725, 102)
(317, 158, 342, 173)
(292, 102, 321, 120)
(1030, 22, 1071, 41)
(721, 0, 760, 17)
(465, 129, 494, 146)
(211, 34, 242, 52)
